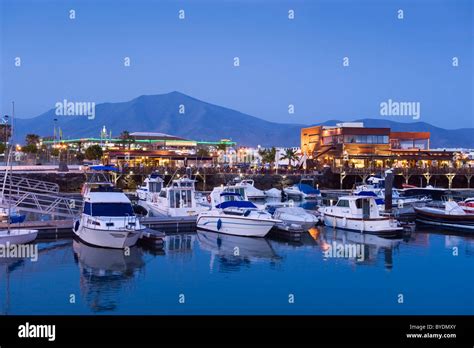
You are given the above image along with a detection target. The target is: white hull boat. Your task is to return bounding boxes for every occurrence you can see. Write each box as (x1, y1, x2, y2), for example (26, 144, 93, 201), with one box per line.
(0, 229, 38, 245)
(267, 204, 319, 231)
(139, 176, 208, 217)
(264, 188, 282, 198)
(235, 179, 266, 200)
(73, 218, 142, 249)
(319, 196, 403, 235)
(75, 172, 145, 249)
(197, 191, 280, 237)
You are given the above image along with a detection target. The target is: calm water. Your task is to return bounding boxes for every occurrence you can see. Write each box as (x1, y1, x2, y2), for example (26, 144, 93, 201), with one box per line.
(1, 226, 473, 315)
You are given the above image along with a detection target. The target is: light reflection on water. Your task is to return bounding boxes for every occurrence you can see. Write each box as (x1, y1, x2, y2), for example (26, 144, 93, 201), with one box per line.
(1, 224, 473, 315)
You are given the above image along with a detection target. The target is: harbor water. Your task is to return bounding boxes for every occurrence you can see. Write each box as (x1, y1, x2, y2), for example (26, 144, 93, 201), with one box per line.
(1, 225, 472, 315)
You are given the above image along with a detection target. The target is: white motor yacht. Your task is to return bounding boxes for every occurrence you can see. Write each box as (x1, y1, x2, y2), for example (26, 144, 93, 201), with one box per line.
(318, 196, 403, 235)
(197, 189, 280, 237)
(74, 176, 144, 249)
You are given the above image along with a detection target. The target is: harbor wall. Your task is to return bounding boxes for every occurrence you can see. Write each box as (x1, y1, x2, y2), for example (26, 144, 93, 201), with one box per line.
(16, 170, 473, 192)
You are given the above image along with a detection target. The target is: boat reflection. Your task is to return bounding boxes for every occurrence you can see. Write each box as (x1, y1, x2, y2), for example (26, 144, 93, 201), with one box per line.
(72, 240, 145, 312)
(317, 227, 402, 269)
(196, 230, 280, 272)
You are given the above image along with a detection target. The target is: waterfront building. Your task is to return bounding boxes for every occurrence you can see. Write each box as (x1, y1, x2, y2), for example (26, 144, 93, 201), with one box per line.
(301, 122, 458, 169)
(41, 130, 236, 168)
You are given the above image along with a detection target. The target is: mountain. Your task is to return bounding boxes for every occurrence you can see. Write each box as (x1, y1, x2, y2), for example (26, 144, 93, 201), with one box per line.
(15, 92, 474, 148)
(15, 92, 304, 147)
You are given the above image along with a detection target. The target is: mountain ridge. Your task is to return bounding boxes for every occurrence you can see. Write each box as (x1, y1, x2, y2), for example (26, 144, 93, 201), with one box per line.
(14, 92, 474, 148)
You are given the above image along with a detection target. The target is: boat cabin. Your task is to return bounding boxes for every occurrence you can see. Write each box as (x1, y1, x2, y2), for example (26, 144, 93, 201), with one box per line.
(331, 196, 381, 219)
(159, 188, 193, 209)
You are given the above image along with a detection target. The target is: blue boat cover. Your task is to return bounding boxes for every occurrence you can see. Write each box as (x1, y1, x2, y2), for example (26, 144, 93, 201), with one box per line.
(9, 214, 26, 224)
(297, 184, 321, 195)
(356, 191, 377, 197)
(215, 201, 257, 209)
(90, 165, 119, 172)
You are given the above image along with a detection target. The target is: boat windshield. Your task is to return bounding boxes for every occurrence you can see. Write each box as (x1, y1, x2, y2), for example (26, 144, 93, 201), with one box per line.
(223, 187, 246, 199)
(84, 202, 134, 217)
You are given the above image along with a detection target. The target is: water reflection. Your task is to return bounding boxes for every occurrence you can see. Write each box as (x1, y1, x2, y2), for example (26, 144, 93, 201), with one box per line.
(196, 230, 280, 272)
(314, 227, 402, 269)
(72, 240, 145, 312)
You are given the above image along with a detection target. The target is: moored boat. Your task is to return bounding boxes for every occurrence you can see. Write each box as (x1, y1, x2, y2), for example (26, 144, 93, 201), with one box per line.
(414, 201, 474, 231)
(197, 191, 280, 237)
(234, 179, 266, 200)
(139, 176, 208, 217)
(458, 197, 474, 214)
(266, 203, 319, 231)
(74, 172, 144, 249)
(318, 196, 403, 236)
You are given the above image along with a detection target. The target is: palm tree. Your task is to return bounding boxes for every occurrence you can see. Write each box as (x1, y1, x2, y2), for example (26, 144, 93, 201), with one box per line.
(120, 130, 134, 150)
(280, 148, 299, 167)
(258, 147, 277, 166)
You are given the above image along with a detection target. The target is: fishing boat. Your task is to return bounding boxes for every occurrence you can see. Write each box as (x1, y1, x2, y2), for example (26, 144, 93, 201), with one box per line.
(141, 176, 208, 217)
(318, 196, 403, 235)
(234, 179, 266, 200)
(197, 190, 280, 237)
(414, 201, 474, 231)
(136, 173, 164, 201)
(73, 171, 144, 249)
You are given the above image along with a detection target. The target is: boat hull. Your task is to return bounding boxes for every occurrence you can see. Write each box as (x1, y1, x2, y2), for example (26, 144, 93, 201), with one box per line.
(321, 213, 403, 235)
(0, 229, 38, 245)
(197, 214, 275, 237)
(73, 224, 142, 249)
(146, 202, 207, 217)
(414, 207, 474, 231)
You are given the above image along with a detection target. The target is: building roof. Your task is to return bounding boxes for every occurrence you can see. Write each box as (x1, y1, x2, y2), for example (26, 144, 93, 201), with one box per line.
(129, 132, 186, 140)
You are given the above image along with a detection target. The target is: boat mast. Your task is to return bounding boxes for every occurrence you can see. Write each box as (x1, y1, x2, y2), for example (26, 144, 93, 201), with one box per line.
(7, 102, 14, 234)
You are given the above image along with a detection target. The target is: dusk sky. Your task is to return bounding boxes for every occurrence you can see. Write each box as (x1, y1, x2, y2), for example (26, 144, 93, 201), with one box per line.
(1, 0, 472, 128)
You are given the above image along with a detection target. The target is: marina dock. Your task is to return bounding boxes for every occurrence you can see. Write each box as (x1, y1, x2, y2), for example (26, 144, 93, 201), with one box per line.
(0, 216, 197, 239)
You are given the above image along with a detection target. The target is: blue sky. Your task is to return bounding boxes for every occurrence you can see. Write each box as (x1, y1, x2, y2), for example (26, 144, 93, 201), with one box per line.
(1, 0, 473, 128)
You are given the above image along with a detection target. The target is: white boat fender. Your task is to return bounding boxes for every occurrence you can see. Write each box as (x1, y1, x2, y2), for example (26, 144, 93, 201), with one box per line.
(342, 216, 347, 227)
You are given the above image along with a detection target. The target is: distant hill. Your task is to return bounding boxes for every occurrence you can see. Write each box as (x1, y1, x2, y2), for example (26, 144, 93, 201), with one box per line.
(14, 92, 474, 148)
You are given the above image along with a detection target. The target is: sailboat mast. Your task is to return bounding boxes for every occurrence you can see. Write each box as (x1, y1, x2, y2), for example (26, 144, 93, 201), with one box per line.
(7, 102, 14, 234)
